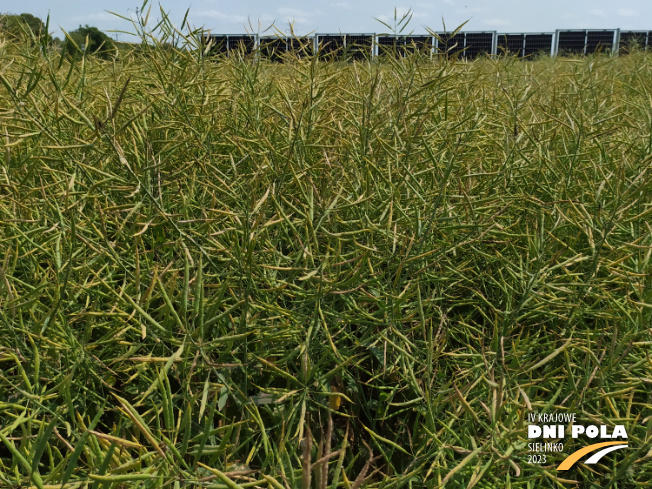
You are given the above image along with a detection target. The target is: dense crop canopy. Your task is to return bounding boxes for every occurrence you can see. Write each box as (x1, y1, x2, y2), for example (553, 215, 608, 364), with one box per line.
(0, 17, 650, 488)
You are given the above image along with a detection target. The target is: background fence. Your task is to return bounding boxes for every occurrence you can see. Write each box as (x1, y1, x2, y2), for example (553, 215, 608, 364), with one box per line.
(203, 29, 651, 60)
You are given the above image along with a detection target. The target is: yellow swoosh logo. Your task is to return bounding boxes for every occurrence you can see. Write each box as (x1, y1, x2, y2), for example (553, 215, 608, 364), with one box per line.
(557, 441, 628, 470)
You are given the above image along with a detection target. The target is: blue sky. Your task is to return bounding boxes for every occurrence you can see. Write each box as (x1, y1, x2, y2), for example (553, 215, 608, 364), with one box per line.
(7, 1, 652, 40)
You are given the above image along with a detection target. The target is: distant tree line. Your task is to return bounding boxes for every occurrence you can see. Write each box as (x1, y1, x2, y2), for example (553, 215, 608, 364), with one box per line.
(0, 12, 51, 42)
(64, 25, 117, 59)
(1, 12, 117, 59)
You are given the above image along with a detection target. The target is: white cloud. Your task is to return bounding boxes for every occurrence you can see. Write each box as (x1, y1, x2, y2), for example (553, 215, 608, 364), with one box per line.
(589, 8, 607, 17)
(196, 11, 280, 32)
(482, 18, 511, 27)
(196, 10, 248, 25)
(276, 7, 318, 25)
(277, 7, 317, 18)
(376, 7, 429, 24)
(618, 8, 637, 17)
(72, 12, 118, 24)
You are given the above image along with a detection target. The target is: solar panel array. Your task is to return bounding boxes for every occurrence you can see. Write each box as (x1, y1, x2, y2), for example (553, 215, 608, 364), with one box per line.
(523, 34, 554, 57)
(344, 35, 374, 60)
(377, 35, 433, 57)
(204, 34, 256, 56)
(315, 34, 344, 58)
(314, 34, 374, 60)
(556, 30, 617, 55)
(619, 31, 649, 52)
(497, 33, 554, 57)
(288, 37, 314, 58)
(586, 30, 615, 53)
(437, 33, 465, 56)
(203, 35, 228, 56)
(203, 30, 652, 60)
(465, 32, 495, 58)
(258, 37, 286, 62)
(434, 32, 495, 58)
